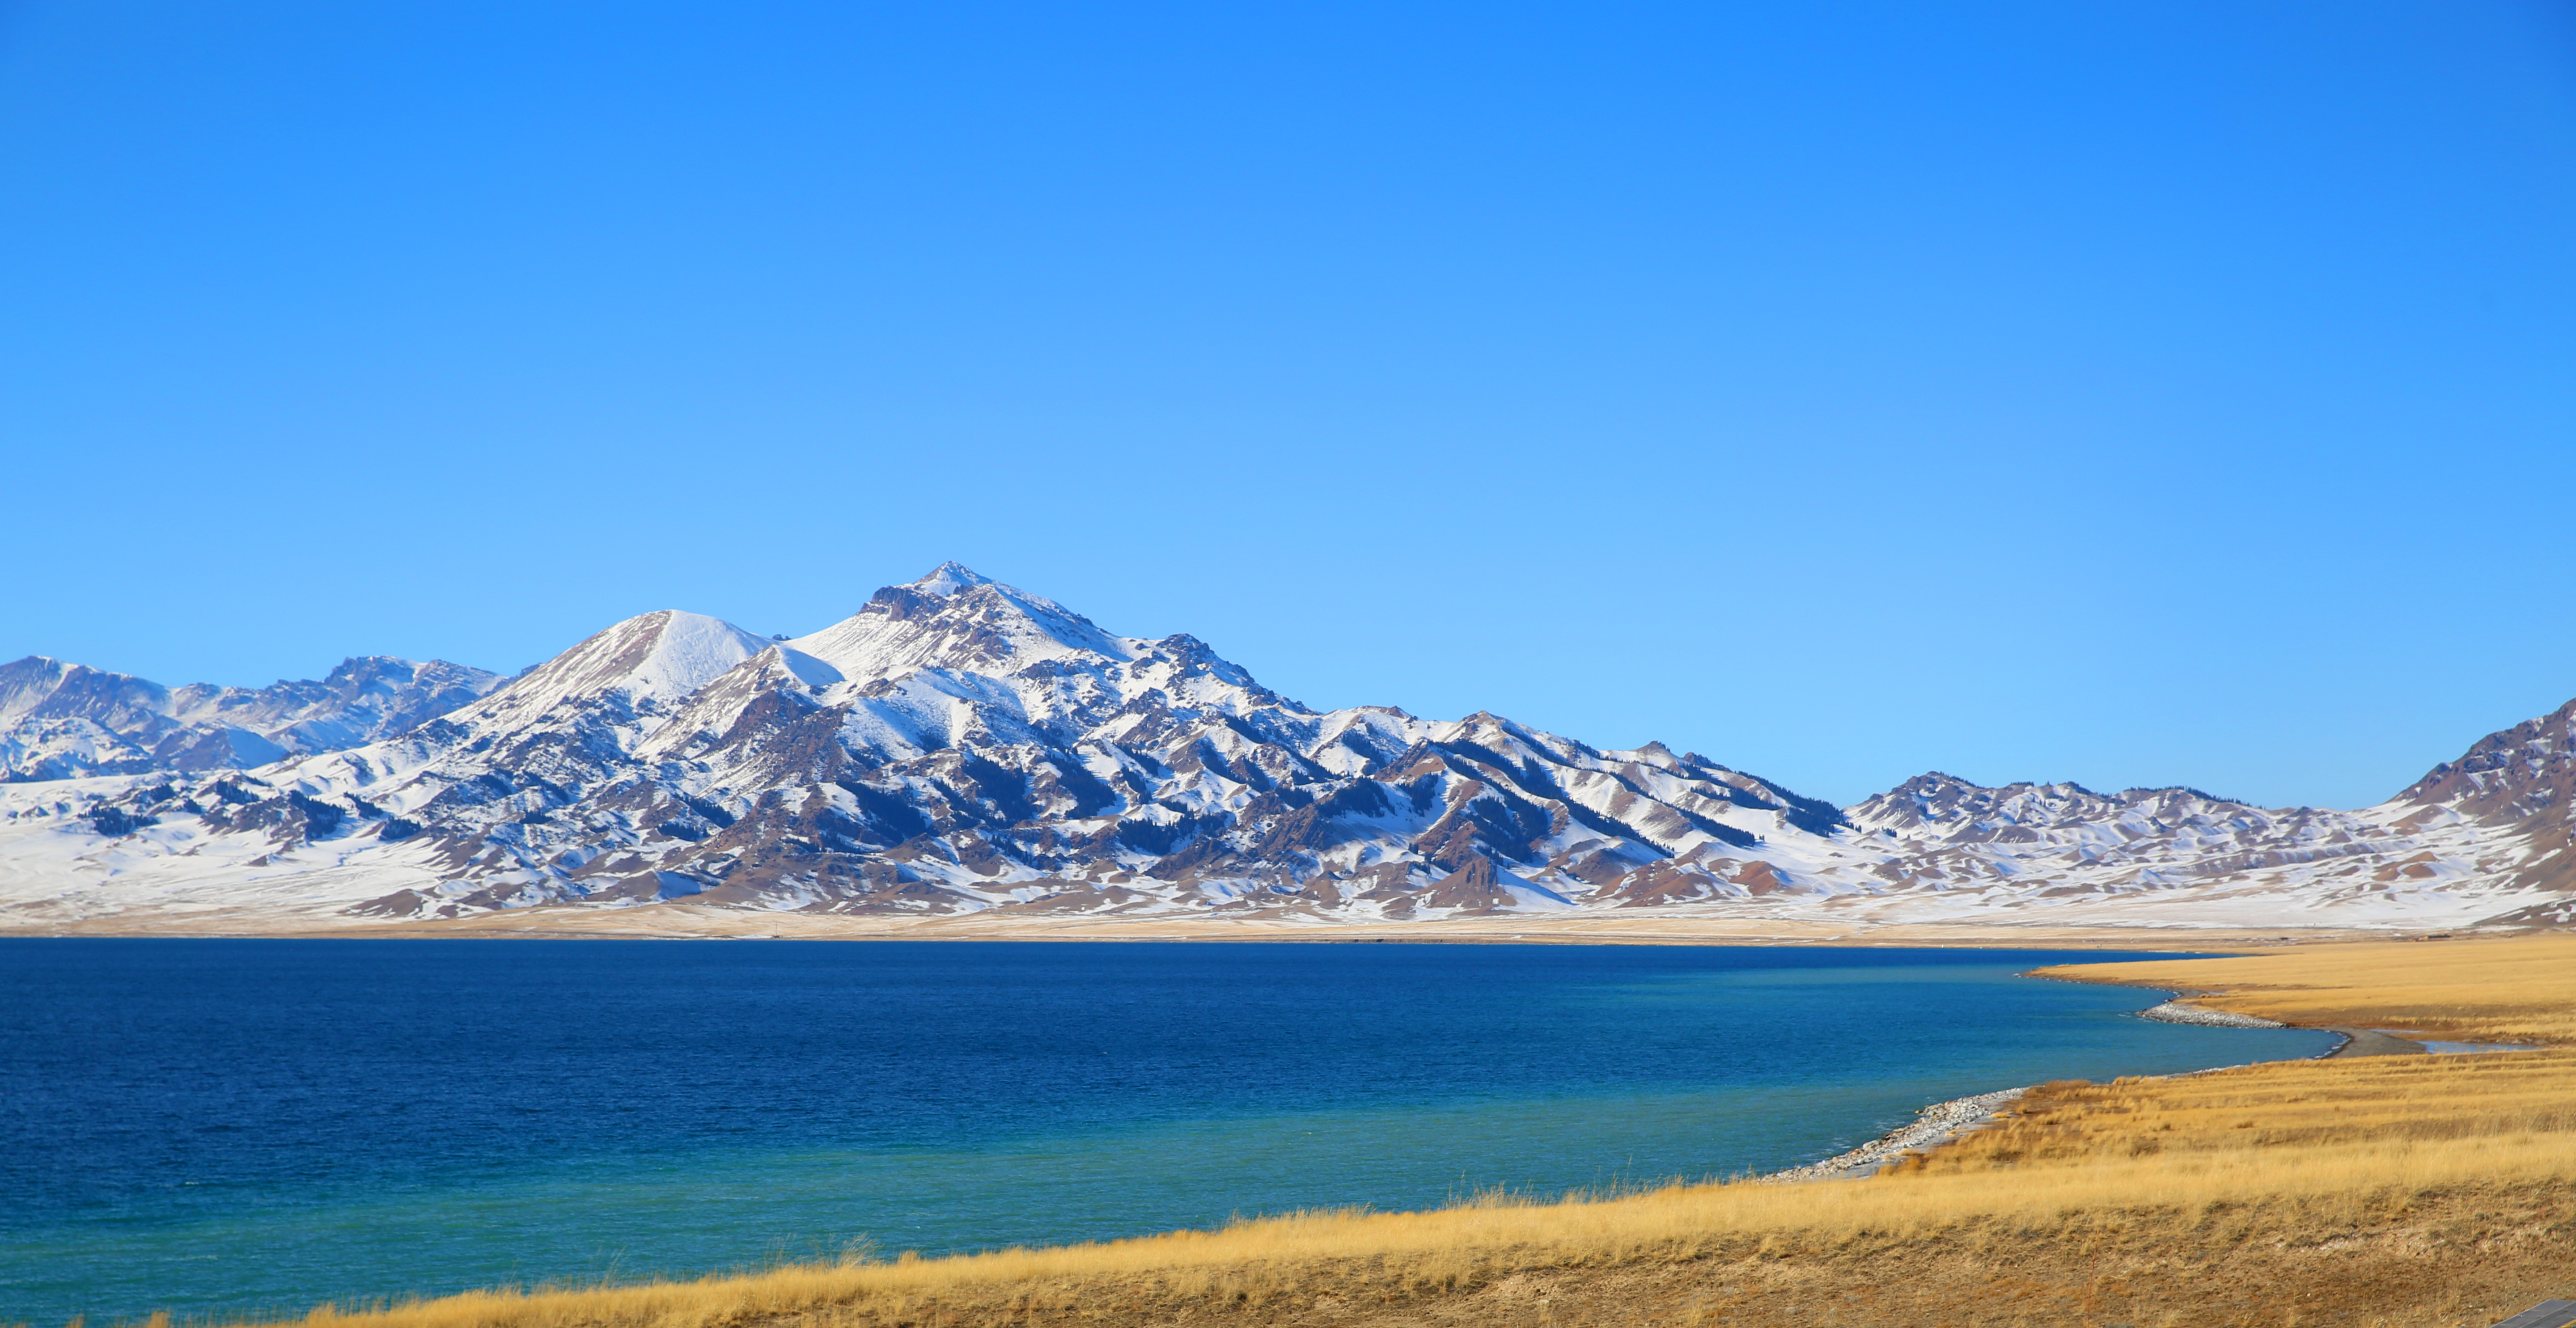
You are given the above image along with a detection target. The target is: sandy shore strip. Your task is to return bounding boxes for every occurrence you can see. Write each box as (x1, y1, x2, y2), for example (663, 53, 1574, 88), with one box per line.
(1, 901, 2398, 951)
(1760, 1087, 2029, 1183)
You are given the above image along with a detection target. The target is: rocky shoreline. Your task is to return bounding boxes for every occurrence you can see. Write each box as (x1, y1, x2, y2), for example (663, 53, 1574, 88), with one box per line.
(2138, 999, 2286, 1029)
(1759, 1087, 2029, 1183)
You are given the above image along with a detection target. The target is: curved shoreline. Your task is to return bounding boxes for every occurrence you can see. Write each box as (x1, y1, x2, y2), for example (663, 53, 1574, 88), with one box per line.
(2127, 987, 2436, 1060)
(1763, 982, 2356, 1184)
(1776, 960, 2523, 1187)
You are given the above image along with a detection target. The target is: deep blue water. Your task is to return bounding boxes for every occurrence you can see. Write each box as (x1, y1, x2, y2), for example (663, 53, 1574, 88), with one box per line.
(0, 939, 2335, 1324)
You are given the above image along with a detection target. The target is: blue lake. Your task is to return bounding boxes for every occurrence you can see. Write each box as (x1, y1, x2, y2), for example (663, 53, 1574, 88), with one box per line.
(0, 939, 2335, 1324)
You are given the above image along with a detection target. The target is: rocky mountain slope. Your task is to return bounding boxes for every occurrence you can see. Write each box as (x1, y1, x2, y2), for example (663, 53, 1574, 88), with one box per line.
(0, 654, 503, 782)
(0, 566, 2568, 932)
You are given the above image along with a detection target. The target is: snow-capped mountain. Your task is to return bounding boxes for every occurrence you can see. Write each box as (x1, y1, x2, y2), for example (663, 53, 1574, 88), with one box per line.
(0, 565, 2568, 934)
(0, 654, 502, 781)
(1832, 759, 2572, 927)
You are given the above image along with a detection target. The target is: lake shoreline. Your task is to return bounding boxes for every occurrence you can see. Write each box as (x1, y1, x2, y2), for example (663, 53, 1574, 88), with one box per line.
(1758, 978, 2373, 1184)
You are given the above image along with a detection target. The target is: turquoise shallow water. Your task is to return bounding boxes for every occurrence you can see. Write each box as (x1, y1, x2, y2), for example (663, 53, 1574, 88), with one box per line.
(0, 939, 2335, 1324)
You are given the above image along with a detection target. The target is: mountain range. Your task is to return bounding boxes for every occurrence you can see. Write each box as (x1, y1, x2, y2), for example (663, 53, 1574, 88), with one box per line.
(0, 654, 501, 781)
(1, 564, 2568, 933)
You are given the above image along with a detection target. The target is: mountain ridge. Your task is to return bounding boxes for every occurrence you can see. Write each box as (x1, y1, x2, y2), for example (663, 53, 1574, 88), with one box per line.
(0, 654, 503, 783)
(0, 565, 2568, 933)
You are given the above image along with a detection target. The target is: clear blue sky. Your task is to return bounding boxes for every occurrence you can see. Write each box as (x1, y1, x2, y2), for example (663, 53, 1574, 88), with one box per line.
(4, 2, 2572, 810)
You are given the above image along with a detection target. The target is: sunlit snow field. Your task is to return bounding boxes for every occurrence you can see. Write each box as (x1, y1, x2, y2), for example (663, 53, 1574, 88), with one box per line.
(0, 940, 2335, 1324)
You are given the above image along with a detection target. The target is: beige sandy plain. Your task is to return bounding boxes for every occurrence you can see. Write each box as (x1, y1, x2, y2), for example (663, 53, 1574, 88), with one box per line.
(0, 900, 2417, 951)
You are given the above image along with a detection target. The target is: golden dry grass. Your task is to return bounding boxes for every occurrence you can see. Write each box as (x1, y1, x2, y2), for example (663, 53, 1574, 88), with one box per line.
(102, 934, 2576, 1328)
(2036, 933, 2576, 1045)
(1919, 1051, 2576, 1183)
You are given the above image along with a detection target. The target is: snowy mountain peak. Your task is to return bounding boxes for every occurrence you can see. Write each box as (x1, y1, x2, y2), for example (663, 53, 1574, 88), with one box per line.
(911, 562, 995, 597)
(789, 570, 1134, 682)
(0, 656, 168, 727)
(0, 656, 72, 720)
(463, 610, 771, 723)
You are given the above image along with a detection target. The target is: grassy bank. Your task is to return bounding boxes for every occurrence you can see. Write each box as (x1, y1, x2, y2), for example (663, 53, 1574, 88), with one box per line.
(94, 935, 2576, 1328)
(2035, 931, 2576, 1045)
